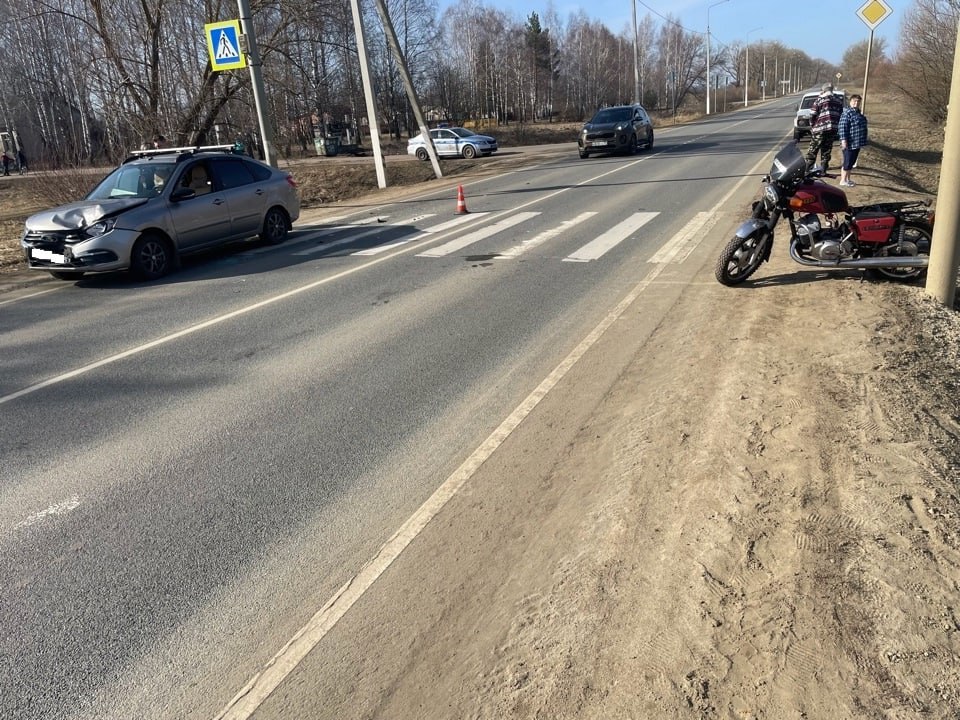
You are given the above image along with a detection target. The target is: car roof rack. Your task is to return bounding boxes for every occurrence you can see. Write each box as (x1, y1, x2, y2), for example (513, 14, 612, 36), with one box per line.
(122, 144, 244, 164)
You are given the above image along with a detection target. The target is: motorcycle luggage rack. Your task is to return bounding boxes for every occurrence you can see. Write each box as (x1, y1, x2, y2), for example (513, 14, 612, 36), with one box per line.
(852, 199, 931, 215)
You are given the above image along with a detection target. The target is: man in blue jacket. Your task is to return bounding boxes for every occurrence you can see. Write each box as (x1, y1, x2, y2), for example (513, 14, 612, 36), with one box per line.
(805, 83, 844, 173)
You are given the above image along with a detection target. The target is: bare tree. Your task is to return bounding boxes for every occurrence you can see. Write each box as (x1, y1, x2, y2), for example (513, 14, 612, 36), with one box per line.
(893, 0, 959, 122)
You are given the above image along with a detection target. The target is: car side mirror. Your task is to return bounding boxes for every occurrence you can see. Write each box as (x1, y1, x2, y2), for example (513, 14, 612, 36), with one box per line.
(171, 187, 196, 201)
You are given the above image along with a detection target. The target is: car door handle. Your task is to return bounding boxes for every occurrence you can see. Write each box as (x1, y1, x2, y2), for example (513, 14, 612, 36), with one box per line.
(213, 198, 225, 205)
(255, 189, 265, 195)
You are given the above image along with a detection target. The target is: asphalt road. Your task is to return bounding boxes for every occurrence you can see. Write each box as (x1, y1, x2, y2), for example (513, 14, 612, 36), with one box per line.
(0, 96, 801, 719)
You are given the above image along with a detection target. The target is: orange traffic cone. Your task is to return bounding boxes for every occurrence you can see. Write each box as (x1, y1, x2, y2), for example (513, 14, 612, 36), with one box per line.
(455, 185, 469, 214)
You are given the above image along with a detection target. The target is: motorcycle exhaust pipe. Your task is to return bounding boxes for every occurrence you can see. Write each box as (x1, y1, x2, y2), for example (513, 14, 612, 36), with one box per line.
(789, 245, 929, 269)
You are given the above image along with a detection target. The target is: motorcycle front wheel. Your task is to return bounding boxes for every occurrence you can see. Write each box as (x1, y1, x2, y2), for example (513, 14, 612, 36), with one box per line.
(715, 231, 771, 285)
(868, 222, 932, 282)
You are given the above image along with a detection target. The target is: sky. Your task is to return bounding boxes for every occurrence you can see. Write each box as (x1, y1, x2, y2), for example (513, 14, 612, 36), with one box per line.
(443, 0, 902, 66)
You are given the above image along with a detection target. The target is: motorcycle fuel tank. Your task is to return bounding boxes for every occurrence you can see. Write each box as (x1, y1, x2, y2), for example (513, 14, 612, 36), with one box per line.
(789, 182, 849, 214)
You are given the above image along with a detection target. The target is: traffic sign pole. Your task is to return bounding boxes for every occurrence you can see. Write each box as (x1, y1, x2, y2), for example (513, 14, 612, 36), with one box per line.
(856, 0, 893, 113)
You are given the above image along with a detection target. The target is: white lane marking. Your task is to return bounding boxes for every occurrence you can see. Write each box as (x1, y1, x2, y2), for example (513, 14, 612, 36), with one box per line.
(495, 212, 597, 260)
(291, 215, 437, 257)
(291, 216, 397, 256)
(562, 211, 659, 263)
(213, 242, 680, 720)
(416, 212, 540, 258)
(353, 213, 488, 256)
(13, 496, 81, 531)
(648, 212, 722, 265)
(0, 285, 65, 306)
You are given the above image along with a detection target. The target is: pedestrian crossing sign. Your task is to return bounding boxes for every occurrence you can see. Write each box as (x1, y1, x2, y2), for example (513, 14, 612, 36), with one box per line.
(205, 20, 246, 71)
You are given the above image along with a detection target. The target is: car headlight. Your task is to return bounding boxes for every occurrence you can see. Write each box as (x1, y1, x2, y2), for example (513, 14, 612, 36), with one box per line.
(85, 218, 117, 238)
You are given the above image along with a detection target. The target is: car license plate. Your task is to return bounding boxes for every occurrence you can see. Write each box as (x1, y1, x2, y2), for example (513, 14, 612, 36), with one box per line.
(590, 140, 609, 147)
(32, 248, 66, 264)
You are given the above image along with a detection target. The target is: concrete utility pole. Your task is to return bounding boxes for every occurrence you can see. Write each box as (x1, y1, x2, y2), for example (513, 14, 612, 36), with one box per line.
(349, 0, 387, 188)
(237, 0, 275, 166)
(706, 0, 731, 116)
(370, 0, 442, 178)
(632, 0, 641, 104)
(925, 18, 960, 306)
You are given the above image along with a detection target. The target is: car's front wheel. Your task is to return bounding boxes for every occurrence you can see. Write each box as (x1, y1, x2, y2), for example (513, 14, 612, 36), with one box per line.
(260, 207, 289, 245)
(130, 233, 173, 281)
(415, 147, 429, 161)
(462, 144, 477, 159)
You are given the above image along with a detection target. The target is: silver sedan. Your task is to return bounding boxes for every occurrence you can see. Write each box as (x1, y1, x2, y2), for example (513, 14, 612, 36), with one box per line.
(407, 127, 498, 160)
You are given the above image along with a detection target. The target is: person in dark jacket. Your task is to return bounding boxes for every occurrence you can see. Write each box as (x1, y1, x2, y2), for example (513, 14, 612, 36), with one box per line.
(1, 151, 11, 176)
(16, 148, 27, 174)
(837, 94, 868, 187)
(804, 83, 844, 173)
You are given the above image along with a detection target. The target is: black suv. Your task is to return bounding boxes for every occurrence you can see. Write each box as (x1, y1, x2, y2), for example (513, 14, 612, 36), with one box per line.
(578, 104, 655, 158)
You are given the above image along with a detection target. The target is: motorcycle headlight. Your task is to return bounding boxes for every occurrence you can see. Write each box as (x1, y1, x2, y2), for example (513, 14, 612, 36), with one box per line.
(85, 218, 117, 238)
(763, 184, 779, 206)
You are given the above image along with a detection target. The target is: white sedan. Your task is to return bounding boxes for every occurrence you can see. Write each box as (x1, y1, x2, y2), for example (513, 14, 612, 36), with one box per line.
(407, 127, 498, 160)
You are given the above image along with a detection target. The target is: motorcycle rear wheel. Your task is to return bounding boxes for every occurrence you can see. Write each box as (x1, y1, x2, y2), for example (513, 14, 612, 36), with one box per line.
(868, 222, 932, 282)
(715, 232, 770, 285)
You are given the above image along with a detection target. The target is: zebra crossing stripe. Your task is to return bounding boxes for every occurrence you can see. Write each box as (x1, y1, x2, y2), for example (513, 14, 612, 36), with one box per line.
(496, 212, 597, 260)
(353, 213, 486, 256)
(562, 212, 659, 263)
(416, 212, 540, 258)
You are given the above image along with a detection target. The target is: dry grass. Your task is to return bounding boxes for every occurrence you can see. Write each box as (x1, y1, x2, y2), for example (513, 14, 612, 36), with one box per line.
(0, 93, 945, 274)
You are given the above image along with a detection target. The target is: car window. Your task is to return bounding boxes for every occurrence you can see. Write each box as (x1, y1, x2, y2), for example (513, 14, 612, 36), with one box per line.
(87, 164, 172, 200)
(592, 107, 632, 124)
(799, 96, 817, 110)
(438, 130, 457, 140)
(243, 159, 272, 182)
(212, 157, 257, 190)
(451, 128, 476, 138)
(179, 162, 213, 196)
(429, 129, 441, 140)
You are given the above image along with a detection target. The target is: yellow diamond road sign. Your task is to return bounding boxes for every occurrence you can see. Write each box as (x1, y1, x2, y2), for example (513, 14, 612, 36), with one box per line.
(858, 0, 893, 30)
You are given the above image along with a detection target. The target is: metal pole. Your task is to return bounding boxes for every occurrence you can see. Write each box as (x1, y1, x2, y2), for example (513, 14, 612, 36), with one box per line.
(925, 17, 960, 306)
(861, 29, 874, 113)
(237, 0, 275, 166)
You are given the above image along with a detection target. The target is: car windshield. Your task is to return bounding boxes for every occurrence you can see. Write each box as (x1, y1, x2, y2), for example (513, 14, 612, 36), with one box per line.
(86, 163, 174, 200)
(800, 96, 817, 110)
(592, 107, 632, 124)
(450, 128, 477, 138)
